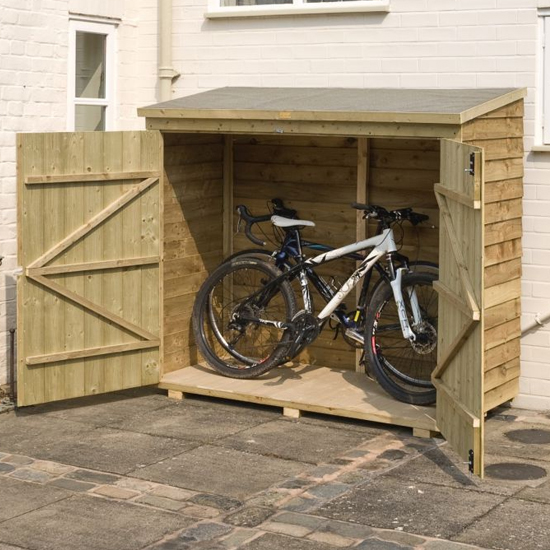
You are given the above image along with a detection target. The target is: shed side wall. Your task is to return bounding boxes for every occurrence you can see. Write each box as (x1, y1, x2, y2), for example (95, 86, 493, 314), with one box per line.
(163, 133, 224, 375)
(462, 101, 524, 413)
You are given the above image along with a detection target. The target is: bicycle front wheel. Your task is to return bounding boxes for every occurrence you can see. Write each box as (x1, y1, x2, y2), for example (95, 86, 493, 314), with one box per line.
(192, 257, 297, 378)
(365, 272, 438, 405)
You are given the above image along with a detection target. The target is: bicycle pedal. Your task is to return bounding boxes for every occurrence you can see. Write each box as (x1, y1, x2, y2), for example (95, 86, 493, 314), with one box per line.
(344, 328, 364, 346)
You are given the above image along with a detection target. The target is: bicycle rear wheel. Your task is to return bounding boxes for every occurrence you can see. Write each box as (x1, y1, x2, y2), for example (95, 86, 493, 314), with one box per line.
(365, 272, 438, 405)
(192, 257, 297, 378)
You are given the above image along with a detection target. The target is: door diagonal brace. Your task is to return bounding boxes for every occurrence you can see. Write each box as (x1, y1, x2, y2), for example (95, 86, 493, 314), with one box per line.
(28, 177, 159, 269)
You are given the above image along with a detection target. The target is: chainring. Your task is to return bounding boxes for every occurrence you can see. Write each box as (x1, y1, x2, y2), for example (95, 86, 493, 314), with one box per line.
(287, 310, 321, 359)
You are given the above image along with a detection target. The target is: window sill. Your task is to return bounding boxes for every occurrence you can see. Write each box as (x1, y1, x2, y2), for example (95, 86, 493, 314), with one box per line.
(531, 145, 550, 152)
(206, 0, 389, 19)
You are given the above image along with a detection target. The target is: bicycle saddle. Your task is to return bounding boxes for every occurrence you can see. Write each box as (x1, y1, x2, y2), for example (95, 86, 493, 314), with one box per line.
(271, 215, 315, 228)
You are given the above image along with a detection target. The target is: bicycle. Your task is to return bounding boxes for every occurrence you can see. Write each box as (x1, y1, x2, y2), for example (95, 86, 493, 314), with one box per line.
(192, 203, 439, 405)
(224, 198, 437, 356)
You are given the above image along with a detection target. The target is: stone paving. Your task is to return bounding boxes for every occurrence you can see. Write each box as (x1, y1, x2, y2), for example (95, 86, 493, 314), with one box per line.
(0, 388, 549, 550)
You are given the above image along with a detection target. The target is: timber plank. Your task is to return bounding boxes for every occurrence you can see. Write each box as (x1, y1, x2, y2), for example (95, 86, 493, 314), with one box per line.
(159, 365, 438, 432)
(484, 158, 523, 183)
(484, 378, 519, 412)
(485, 338, 521, 371)
(234, 144, 357, 167)
(484, 318, 521, 352)
(140, 131, 162, 386)
(485, 238, 522, 267)
(485, 298, 521, 331)
(485, 218, 522, 247)
(83, 131, 105, 396)
(462, 117, 523, 140)
(484, 258, 522, 288)
(485, 357, 520, 393)
(484, 278, 522, 310)
(102, 132, 125, 392)
(485, 179, 523, 204)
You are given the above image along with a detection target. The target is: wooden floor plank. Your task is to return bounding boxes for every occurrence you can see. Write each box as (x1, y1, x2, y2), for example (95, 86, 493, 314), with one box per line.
(159, 364, 438, 432)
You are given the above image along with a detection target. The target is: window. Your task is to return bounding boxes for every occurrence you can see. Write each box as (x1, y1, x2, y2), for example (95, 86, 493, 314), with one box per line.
(68, 20, 116, 131)
(207, 0, 389, 18)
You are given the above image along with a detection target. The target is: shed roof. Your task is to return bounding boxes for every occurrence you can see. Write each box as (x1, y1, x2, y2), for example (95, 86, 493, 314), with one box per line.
(138, 87, 526, 125)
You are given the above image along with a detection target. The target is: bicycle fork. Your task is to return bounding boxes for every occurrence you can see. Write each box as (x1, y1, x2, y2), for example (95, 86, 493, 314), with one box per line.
(390, 268, 422, 341)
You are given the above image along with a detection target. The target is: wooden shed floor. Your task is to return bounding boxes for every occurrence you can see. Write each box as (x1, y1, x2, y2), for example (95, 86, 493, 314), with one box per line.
(159, 364, 438, 434)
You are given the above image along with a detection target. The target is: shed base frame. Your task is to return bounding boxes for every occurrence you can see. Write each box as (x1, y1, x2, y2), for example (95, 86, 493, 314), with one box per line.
(159, 364, 439, 434)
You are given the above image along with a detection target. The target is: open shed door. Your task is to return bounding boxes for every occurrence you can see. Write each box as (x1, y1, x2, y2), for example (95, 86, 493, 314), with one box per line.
(433, 140, 484, 477)
(17, 131, 163, 406)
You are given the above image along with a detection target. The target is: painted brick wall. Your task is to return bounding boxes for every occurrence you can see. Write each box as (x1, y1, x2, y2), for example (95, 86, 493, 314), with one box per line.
(0, 0, 157, 387)
(167, 0, 550, 409)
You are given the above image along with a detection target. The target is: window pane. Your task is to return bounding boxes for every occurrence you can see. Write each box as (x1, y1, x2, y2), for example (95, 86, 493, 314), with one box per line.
(306, 0, 363, 3)
(75, 105, 105, 131)
(221, 0, 291, 6)
(75, 32, 106, 98)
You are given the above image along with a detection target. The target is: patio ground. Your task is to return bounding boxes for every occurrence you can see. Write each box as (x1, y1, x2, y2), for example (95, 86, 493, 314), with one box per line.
(0, 386, 549, 550)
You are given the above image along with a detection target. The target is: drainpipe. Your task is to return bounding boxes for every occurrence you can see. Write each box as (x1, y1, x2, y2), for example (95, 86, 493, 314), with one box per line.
(522, 312, 550, 336)
(159, 0, 180, 102)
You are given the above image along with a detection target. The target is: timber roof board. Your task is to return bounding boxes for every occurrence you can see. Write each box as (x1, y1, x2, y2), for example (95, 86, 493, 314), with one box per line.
(138, 87, 526, 126)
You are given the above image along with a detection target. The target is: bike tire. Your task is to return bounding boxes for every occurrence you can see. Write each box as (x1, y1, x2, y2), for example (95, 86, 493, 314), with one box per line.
(365, 272, 438, 405)
(192, 257, 297, 378)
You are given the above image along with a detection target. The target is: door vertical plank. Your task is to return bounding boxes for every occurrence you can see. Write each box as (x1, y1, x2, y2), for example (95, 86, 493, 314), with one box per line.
(121, 132, 143, 388)
(103, 132, 125, 392)
(140, 131, 161, 386)
(83, 132, 105, 395)
(18, 134, 46, 405)
(63, 133, 86, 399)
(43, 134, 66, 402)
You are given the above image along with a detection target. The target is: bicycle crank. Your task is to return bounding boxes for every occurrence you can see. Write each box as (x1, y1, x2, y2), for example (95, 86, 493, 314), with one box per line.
(287, 311, 320, 358)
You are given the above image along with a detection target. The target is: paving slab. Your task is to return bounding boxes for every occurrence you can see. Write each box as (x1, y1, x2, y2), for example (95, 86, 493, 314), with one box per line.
(0, 477, 70, 522)
(484, 418, 550, 464)
(314, 475, 504, 539)
(515, 477, 550, 504)
(0, 494, 193, 550)
(455, 496, 550, 550)
(17, 390, 171, 427)
(385, 447, 544, 496)
(130, 445, 308, 499)
(216, 419, 370, 464)
(109, 398, 278, 442)
(0, 413, 196, 474)
(241, 532, 338, 550)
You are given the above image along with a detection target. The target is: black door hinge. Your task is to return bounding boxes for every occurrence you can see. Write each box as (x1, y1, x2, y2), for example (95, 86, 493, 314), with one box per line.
(467, 153, 475, 176)
(468, 449, 474, 473)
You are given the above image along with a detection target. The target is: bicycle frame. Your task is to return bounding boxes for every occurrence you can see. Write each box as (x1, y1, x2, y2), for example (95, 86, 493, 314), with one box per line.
(244, 227, 423, 342)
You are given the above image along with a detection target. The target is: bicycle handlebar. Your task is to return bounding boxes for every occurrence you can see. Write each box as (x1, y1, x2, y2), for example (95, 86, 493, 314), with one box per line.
(236, 199, 298, 247)
(351, 202, 430, 227)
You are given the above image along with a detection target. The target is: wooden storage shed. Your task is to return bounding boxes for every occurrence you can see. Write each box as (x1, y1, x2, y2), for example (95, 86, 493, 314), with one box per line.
(17, 87, 526, 476)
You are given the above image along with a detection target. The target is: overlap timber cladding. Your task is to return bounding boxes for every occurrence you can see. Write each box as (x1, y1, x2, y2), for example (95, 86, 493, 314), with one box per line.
(163, 133, 224, 374)
(462, 100, 523, 413)
(369, 138, 440, 265)
(233, 135, 358, 370)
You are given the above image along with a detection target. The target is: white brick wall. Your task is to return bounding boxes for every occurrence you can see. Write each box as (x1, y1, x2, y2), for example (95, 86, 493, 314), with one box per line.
(2, 0, 550, 411)
(0, 0, 157, 386)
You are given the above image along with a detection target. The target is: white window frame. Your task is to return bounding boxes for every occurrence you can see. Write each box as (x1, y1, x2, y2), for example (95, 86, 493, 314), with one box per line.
(206, 0, 389, 19)
(67, 19, 117, 131)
